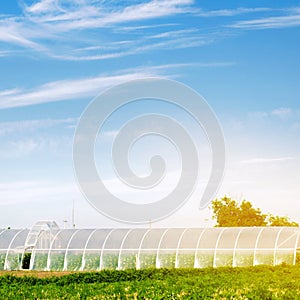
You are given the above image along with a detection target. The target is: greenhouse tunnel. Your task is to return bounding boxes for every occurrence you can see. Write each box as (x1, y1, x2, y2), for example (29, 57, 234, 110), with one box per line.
(1, 221, 300, 271)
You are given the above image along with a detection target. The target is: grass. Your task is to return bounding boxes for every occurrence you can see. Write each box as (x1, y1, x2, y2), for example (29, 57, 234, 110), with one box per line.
(1, 265, 300, 299)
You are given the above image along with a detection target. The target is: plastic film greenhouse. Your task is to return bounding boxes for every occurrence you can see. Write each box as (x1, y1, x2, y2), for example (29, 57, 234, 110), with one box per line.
(1, 221, 300, 271)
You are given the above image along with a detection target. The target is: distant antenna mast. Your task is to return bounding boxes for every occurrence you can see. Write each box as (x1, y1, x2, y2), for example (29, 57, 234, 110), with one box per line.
(72, 199, 75, 229)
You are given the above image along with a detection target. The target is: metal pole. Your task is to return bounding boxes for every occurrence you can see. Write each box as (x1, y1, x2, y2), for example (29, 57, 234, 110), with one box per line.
(72, 199, 75, 229)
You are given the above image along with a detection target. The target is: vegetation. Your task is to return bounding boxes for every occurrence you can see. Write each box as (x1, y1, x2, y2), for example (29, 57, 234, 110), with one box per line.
(1, 251, 297, 271)
(268, 215, 299, 227)
(211, 196, 299, 227)
(1, 266, 300, 299)
(21, 252, 31, 269)
(0, 254, 5, 270)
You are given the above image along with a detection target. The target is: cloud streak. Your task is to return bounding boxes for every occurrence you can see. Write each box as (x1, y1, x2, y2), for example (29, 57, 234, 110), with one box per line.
(0, 118, 77, 137)
(248, 107, 293, 120)
(0, 180, 78, 206)
(231, 12, 300, 29)
(0, 0, 203, 61)
(0, 62, 234, 109)
(240, 157, 295, 164)
(24, 0, 194, 30)
(271, 107, 292, 119)
(0, 72, 154, 109)
(197, 7, 270, 17)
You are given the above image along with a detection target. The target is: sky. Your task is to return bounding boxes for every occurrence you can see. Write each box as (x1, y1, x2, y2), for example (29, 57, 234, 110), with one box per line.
(0, 0, 300, 229)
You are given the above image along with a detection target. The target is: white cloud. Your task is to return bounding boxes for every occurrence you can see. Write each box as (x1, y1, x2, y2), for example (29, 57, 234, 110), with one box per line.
(0, 50, 16, 57)
(24, 0, 194, 31)
(0, 1, 276, 62)
(0, 135, 73, 158)
(101, 169, 182, 205)
(271, 107, 292, 119)
(0, 118, 77, 137)
(198, 7, 270, 17)
(248, 111, 268, 119)
(0, 62, 233, 109)
(230, 13, 300, 29)
(0, 88, 21, 97)
(240, 157, 295, 164)
(248, 107, 292, 119)
(0, 21, 46, 51)
(0, 118, 77, 158)
(145, 61, 236, 70)
(52, 34, 212, 61)
(0, 1, 298, 61)
(149, 28, 198, 39)
(48, 24, 214, 61)
(26, 0, 59, 14)
(51, 50, 133, 61)
(116, 23, 179, 32)
(0, 0, 206, 60)
(0, 71, 155, 109)
(0, 180, 78, 206)
(9, 139, 41, 156)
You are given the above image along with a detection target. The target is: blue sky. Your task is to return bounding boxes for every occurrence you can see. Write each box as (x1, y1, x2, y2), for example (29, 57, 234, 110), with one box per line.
(0, 0, 300, 228)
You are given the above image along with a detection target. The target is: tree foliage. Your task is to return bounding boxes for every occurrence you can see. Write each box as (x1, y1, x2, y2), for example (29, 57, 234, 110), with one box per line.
(267, 215, 298, 227)
(211, 196, 298, 227)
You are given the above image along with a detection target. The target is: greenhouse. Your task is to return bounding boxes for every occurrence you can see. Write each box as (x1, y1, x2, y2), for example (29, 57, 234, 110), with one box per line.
(1, 221, 300, 271)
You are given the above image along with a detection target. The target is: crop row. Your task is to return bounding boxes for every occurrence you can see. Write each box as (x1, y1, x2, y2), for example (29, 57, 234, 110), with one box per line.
(0, 251, 297, 271)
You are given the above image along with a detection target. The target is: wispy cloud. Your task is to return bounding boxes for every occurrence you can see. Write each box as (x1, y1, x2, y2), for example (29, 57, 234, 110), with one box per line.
(0, 20, 46, 51)
(0, 50, 16, 57)
(0, 1, 286, 61)
(271, 107, 292, 119)
(52, 33, 212, 61)
(0, 62, 233, 109)
(0, 118, 77, 137)
(116, 23, 179, 32)
(24, 0, 194, 30)
(197, 7, 270, 17)
(0, 88, 21, 97)
(149, 28, 198, 39)
(145, 61, 236, 70)
(0, 135, 73, 158)
(248, 107, 292, 120)
(0, 0, 201, 60)
(248, 111, 269, 119)
(0, 71, 155, 109)
(25, 0, 60, 14)
(8, 139, 43, 157)
(240, 157, 295, 164)
(0, 1, 293, 62)
(230, 11, 300, 29)
(0, 180, 78, 206)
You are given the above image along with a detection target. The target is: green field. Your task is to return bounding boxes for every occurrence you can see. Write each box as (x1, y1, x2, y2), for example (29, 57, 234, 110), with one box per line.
(1, 265, 300, 299)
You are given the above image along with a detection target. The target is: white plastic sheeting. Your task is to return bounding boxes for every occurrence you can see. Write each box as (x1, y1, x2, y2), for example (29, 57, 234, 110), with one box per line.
(1, 225, 300, 271)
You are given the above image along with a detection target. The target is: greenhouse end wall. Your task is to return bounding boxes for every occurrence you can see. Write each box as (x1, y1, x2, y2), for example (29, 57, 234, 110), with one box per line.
(0, 225, 300, 271)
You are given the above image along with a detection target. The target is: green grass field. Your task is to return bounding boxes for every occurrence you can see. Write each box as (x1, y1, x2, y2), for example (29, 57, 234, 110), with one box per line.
(1, 265, 300, 299)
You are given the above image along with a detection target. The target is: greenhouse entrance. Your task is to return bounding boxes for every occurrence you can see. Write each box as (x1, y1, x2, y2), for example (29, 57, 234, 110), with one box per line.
(1, 221, 300, 271)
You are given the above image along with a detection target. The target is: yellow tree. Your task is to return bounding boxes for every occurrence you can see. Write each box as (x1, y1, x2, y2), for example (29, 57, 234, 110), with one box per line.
(211, 196, 267, 227)
(211, 196, 298, 227)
